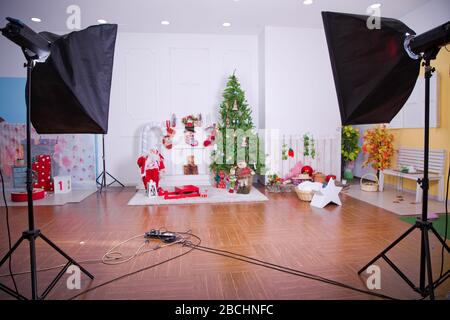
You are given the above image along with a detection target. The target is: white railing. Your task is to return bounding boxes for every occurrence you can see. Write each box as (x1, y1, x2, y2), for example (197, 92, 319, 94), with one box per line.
(139, 125, 341, 184)
(265, 131, 341, 180)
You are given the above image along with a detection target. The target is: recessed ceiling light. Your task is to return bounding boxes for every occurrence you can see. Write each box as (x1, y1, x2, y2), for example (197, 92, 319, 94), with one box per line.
(303, 0, 313, 5)
(370, 3, 382, 9)
(222, 22, 231, 27)
(161, 20, 170, 25)
(30, 17, 42, 23)
(97, 19, 107, 24)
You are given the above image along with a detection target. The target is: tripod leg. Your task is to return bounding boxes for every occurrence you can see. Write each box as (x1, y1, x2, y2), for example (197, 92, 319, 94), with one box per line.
(106, 172, 125, 187)
(95, 172, 104, 186)
(100, 171, 106, 193)
(96, 172, 105, 193)
(429, 226, 449, 252)
(39, 233, 94, 279)
(0, 236, 29, 300)
(40, 261, 71, 299)
(419, 227, 426, 292)
(358, 224, 416, 274)
(0, 282, 27, 300)
(0, 236, 25, 267)
(29, 236, 38, 300)
(423, 230, 435, 299)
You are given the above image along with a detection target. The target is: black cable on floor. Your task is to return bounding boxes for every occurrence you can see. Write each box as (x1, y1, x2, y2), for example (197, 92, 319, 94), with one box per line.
(67, 232, 201, 300)
(0, 168, 19, 294)
(68, 230, 398, 300)
(183, 241, 398, 300)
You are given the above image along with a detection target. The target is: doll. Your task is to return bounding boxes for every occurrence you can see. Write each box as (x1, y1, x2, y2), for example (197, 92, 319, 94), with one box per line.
(137, 147, 165, 192)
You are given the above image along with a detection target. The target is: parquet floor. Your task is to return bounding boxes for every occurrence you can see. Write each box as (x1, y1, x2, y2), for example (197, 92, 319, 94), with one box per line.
(0, 186, 448, 300)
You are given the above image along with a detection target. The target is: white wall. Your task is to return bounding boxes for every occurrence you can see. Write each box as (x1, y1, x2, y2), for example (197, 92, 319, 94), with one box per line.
(400, 0, 450, 34)
(104, 32, 259, 185)
(258, 29, 266, 130)
(0, 40, 31, 77)
(354, 0, 450, 180)
(263, 26, 341, 136)
(262, 26, 341, 177)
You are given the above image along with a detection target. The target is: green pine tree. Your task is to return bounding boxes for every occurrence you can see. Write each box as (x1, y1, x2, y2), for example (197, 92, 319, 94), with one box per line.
(218, 72, 253, 132)
(211, 72, 264, 174)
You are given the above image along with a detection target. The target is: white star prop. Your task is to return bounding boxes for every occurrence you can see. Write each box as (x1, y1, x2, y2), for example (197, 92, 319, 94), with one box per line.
(310, 178, 342, 208)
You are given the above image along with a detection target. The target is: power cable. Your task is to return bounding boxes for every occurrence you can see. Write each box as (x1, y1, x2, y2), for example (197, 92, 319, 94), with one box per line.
(67, 232, 200, 300)
(1, 228, 411, 300)
(0, 168, 19, 294)
(182, 240, 398, 300)
(439, 165, 449, 277)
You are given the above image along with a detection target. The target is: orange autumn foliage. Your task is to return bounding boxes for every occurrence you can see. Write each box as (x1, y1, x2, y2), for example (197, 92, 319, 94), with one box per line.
(362, 124, 394, 171)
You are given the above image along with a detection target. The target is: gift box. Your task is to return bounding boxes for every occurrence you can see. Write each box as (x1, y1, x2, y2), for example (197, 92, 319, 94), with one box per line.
(32, 154, 53, 191)
(183, 164, 198, 175)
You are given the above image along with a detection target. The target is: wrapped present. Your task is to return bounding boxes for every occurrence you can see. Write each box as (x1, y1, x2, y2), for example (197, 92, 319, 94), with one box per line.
(32, 154, 53, 191)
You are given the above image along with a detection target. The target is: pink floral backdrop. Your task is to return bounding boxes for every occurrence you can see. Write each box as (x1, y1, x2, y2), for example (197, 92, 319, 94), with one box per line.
(0, 123, 96, 186)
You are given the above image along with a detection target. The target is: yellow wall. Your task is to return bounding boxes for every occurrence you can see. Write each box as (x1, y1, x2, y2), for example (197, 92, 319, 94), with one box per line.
(386, 49, 450, 197)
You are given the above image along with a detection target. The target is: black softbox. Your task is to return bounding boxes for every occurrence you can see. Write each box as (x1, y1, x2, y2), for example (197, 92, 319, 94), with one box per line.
(322, 12, 421, 125)
(29, 24, 118, 134)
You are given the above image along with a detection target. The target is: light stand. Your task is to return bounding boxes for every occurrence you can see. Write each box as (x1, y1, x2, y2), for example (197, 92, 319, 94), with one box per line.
(0, 58, 94, 300)
(95, 134, 124, 193)
(358, 50, 449, 299)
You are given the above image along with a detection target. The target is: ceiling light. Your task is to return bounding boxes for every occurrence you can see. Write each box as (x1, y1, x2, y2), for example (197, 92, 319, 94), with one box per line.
(30, 17, 42, 23)
(222, 22, 231, 27)
(161, 20, 170, 25)
(370, 3, 382, 9)
(303, 0, 313, 5)
(97, 19, 107, 24)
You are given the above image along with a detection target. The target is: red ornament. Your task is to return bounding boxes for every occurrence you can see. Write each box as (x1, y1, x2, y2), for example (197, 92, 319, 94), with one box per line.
(288, 148, 294, 158)
(301, 165, 313, 176)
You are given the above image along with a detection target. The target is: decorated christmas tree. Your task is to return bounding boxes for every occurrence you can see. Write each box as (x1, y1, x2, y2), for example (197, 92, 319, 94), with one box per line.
(210, 72, 264, 174)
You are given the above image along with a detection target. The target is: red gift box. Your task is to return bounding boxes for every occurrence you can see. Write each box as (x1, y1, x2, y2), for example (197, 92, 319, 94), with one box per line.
(32, 154, 53, 191)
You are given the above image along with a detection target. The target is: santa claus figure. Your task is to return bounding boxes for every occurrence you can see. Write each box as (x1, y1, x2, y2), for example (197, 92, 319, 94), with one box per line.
(137, 147, 165, 192)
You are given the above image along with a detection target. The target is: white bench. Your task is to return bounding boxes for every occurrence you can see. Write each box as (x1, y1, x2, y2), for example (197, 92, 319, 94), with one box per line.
(379, 147, 446, 202)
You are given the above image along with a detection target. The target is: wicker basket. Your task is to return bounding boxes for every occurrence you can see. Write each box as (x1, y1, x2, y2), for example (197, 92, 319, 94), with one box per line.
(295, 188, 314, 201)
(266, 183, 293, 193)
(360, 173, 379, 192)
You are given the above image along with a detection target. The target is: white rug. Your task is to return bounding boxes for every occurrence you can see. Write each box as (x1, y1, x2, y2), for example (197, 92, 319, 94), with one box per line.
(0, 189, 97, 207)
(127, 186, 268, 206)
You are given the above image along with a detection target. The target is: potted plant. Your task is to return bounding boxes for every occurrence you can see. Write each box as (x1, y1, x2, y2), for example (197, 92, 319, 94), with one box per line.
(341, 125, 361, 181)
(266, 172, 283, 193)
(362, 124, 394, 178)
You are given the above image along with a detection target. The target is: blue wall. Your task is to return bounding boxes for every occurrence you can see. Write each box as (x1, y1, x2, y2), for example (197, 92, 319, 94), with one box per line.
(0, 77, 26, 123)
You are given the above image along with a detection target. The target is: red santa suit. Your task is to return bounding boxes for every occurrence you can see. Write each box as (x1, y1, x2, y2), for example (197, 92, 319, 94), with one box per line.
(137, 150, 165, 190)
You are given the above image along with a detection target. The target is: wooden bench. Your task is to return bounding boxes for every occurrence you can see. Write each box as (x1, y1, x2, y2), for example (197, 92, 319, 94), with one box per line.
(379, 147, 446, 202)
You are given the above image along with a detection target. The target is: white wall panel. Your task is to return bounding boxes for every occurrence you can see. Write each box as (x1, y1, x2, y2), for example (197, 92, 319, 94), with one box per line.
(103, 32, 258, 185)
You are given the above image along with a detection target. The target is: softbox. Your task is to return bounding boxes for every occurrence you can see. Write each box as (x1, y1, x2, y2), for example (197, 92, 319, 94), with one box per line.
(322, 12, 421, 125)
(29, 24, 118, 134)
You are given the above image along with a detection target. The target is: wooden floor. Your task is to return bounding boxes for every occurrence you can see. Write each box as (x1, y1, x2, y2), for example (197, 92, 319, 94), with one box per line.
(0, 186, 449, 300)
